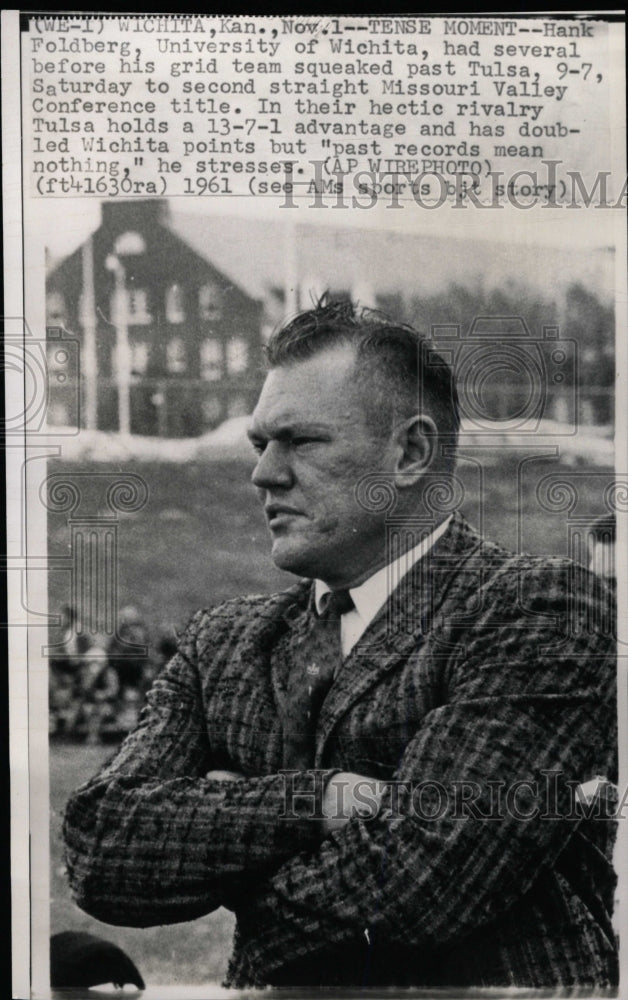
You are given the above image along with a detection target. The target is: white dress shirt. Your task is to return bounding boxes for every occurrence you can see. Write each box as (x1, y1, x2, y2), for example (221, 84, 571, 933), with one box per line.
(315, 515, 452, 657)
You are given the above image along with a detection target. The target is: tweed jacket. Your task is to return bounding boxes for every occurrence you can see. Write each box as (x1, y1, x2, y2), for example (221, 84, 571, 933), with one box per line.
(63, 511, 618, 989)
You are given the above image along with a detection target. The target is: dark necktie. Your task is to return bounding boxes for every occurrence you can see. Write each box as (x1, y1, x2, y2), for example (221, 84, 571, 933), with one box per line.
(282, 589, 355, 770)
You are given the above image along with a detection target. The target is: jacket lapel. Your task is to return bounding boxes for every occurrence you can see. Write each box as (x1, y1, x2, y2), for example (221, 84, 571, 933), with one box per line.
(263, 580, 313, 713)
(232, 580, 311, 713)
(314, 511, 483, 763)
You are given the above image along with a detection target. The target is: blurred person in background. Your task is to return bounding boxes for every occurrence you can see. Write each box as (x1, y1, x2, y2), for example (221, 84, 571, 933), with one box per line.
(49, 606, 87, 737)
(106, 606, 151, 737)
(107, 605, 150, 697)
(75, 634, 120, 746)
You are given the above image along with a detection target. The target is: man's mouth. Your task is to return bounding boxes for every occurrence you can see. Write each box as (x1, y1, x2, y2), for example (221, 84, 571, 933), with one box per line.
(265, 504, 304, 524)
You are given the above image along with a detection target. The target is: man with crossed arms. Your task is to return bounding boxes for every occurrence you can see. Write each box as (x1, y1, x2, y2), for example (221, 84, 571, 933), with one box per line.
(64, 299, 617, 989)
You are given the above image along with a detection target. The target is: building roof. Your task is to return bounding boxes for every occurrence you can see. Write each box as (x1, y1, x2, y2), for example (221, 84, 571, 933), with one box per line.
(168, 209, 615, 304)
(45, 199, 615, 305)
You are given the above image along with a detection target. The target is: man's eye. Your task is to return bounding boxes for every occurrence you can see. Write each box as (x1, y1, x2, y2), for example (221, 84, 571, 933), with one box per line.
(250, 440, 266, 454)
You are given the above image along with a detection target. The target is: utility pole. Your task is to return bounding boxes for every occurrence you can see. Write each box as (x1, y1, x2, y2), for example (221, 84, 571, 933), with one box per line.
(80, 236, 98, 430)
(105, 254, 131, 435)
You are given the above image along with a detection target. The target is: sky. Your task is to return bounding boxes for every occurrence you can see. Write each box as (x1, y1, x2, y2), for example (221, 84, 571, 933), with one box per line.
(36, 193, 621, 263)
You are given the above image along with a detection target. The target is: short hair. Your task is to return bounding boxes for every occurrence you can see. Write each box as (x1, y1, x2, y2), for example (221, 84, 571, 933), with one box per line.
(265, 297, 460, 452)
(588, 512, 616, 543)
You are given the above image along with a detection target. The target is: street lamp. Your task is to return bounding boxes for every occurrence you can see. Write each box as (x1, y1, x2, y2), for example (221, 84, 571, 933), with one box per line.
(105, 232, 145, 436)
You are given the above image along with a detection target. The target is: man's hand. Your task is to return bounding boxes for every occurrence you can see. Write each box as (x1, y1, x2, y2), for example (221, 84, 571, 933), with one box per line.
(206, 768, 385, 837)
(206, 769, 384, 835)
(322, 772, 385, 834)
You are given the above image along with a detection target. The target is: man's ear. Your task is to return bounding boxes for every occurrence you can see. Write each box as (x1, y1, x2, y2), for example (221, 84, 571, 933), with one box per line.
(393, 414, 438, 488)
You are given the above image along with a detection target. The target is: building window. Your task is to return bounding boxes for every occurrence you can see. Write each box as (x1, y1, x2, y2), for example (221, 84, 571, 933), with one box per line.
(202, 396, 223, 425)
(114, 231, 146, 256)
(166, 336, 186, 373)
(47, 291, 67, 327)
(199, 282, 222, 321)
(48, 401, 69, 425)
(130, 341, 149, 375)
(226, 337, 248, 374)
(200, 338, 223, 381)
(127, 288, 152, 325)
(166, 284, 185, 324)
(111, 344, 135, 377)
(227, 395, 248, 418)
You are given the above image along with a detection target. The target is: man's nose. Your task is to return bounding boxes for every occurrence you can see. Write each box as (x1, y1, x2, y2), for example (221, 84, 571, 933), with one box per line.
(251, 441, 294, 490)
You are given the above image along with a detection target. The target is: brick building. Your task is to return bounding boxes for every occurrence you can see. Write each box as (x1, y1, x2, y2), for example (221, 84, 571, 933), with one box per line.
(46, 200, 264, 436)
(46, 200, 614, 434)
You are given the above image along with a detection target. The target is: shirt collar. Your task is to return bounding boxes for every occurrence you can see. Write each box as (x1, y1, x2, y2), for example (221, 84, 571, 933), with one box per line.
(315, 515, 453, 626)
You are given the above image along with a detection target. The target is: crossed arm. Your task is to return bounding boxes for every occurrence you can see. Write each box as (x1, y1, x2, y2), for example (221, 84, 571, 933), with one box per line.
(206, 768, 384, 834)
(63, 651, 380, 925)
(63, 568, 616, 982)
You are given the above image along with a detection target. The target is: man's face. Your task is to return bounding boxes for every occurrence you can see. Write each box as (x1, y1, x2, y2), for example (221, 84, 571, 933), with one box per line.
(248, 344, 397, 588)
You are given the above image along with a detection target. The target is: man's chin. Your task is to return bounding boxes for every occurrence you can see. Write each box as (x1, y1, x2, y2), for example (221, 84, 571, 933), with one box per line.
(270, 539, 318, 579)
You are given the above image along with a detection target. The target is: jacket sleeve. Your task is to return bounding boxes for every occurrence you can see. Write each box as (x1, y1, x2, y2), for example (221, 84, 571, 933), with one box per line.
(63, 608, 325, 927)
(226, 563, 617, 985)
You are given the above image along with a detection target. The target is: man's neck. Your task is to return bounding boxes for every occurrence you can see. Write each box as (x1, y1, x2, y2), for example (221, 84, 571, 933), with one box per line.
(314, 515, 453, 656)
(317, 514, 453, 595)
(320, 514, 451, 591)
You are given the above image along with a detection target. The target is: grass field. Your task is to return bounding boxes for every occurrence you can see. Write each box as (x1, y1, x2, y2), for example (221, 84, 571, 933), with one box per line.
(48, 451, 614, 985)
(47, 452, 612, 642)
(47, 458, 296, 644)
